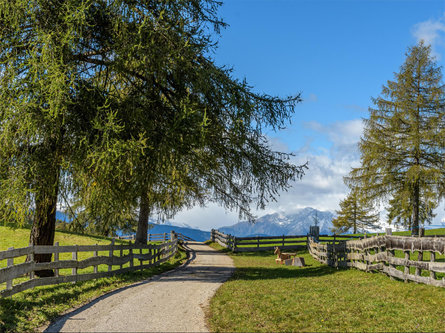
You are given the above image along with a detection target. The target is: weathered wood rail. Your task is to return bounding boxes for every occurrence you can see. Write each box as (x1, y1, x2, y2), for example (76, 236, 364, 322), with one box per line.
(308, 230, 445, 288)
(211, 229, 360, 252)
(0, 238, 178, 298)
(117, 232, 194, 242)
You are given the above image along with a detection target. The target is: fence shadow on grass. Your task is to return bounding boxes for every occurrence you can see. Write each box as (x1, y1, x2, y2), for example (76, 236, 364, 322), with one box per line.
(231, 249, 308, 258)
(230, 264, 338, 281)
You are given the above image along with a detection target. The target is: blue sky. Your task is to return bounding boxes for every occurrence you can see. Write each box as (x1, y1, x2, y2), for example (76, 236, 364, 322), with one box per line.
(173, 0, 445, 231)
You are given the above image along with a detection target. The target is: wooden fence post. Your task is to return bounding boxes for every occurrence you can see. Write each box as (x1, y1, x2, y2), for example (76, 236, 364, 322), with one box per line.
(430, 251, 436, 280)
(404, 250, 410, 282)
(129, 241, 134, 269)
(385, 229, 394, 278)
(6, 247, 13, 291)
(282, 235, 285, 247)
(29, 246, 35, 280)
(163, 233, 167, 242)
(109, 239, 114, 272)
(415, 251, 423, 277)
(415, 230, 424, 277)
(120, 246, 123, 270)
(211, 229, 215, 242)
(72, 246, 78, 282)
(94, 244, 98, 274)
(148, 234, 151, 242)
(54, 242, 59, 277)
(257, 236, 260, 248)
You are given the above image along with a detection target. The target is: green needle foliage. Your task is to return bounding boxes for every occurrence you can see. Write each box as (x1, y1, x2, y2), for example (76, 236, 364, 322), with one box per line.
(0, 0, 306, 254)
(347, 42, 445, 235)
(0, 0, 226, 266)
(61, 2, 307, 243)
(332, 188, 380, 234)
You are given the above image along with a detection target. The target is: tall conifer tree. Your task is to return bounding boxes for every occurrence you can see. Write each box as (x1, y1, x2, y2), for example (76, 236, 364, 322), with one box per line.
(332, 188, 379, 234)
(348, 42, 445, 235)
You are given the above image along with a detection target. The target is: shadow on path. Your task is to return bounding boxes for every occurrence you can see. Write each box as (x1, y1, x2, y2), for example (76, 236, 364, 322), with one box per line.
(43, 244, 196, 332)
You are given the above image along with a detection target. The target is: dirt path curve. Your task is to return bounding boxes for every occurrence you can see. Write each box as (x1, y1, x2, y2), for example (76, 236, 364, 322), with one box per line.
(44, 242, 234, 332)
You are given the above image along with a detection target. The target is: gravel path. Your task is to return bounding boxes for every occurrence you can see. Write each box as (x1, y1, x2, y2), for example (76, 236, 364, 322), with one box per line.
(44, 242, 234, 332)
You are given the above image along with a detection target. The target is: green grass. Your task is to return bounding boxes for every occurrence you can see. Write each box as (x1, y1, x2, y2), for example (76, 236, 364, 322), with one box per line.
(0, 226, 187, 332)
(207, 242, 445, 332)
(227, 228, 445, 250)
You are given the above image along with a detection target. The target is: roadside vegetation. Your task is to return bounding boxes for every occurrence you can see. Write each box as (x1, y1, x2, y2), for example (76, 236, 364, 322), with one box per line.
(0, 226, 187, 332)
(207, 241, 445, 332)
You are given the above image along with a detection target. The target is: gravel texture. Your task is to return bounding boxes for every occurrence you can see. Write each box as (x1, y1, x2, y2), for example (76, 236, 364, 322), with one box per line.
(44, 242, 234, 332)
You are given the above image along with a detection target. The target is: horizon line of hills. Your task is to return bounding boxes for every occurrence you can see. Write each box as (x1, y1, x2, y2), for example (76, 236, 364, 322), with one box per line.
(56, 207, 336, 242)
(56, 207, 445, 242)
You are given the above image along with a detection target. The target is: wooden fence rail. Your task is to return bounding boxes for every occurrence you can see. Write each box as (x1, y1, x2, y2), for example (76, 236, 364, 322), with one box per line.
(0, 238, 178, 298)
(117, 232, 194, 242)
(209, 229, 357, 252)
(308, 231, 445, 288)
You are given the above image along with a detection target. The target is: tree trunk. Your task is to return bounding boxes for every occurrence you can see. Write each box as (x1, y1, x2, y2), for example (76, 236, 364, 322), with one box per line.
(353, 203, 357, 234)
(136, 191, 150, 244)
(411, 184, 420, 236)
(29, 167, 60, 277)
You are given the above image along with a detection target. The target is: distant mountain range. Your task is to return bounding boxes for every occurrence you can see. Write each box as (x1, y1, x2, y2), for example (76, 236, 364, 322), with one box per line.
(219, 207, 335, 237)
(147, 222, 211, 242)
(55, 211, 211, 242)
(55, 207, 336, 241)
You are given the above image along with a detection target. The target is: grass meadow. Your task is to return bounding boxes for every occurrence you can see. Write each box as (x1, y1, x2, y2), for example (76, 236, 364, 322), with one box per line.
(207, 242, 445, 332)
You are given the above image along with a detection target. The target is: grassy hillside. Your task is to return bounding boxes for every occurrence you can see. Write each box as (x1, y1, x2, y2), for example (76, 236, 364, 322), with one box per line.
(0, 226, 186, 332)
(207, 242, 445, 332)
(0, 225, 129, 251)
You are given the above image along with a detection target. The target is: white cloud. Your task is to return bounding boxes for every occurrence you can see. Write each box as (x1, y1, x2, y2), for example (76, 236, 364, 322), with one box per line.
(172, 119, 445, 231)
(172, 203, 239, 231)
(412, 15, 445, 59)
(172, 119, 364, 230)
(261, 120, 363, 215)
(305, 119, 363, 143)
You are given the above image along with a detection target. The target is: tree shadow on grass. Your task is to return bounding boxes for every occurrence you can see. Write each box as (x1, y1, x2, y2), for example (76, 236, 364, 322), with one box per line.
(231, 249, 308, 257)
(230, 264, 338, 281)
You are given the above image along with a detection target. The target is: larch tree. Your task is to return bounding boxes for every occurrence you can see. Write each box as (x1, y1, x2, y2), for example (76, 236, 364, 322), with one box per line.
(347, 42, 445, 235)
(0, 0, 227, 274)
(0, 0, 307, 264)
(75, 19, 307, 244)
(332, 188, 380, 234)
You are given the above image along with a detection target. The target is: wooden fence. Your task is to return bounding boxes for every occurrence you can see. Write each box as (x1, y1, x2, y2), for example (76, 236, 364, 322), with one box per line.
(0, 238, 178, 298)
(211, 229, 361, 252)
(117, 232, 194, 242)
(308, 231, 445, 288)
